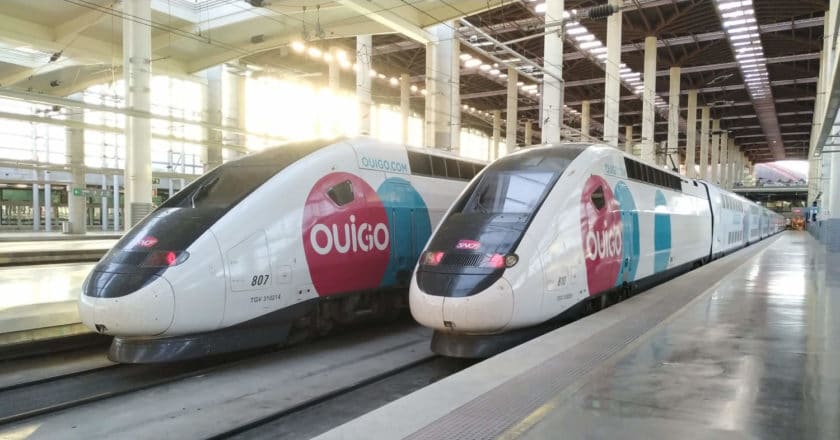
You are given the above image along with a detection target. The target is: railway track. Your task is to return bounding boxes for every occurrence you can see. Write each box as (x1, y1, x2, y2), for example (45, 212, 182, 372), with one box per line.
(220, 356, 476, 440)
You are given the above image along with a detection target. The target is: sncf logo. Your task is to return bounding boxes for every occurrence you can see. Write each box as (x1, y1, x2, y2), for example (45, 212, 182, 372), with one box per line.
(302, 172, 391, 296)
(309, 215, 390, 255)
(455, 239, 481, 250)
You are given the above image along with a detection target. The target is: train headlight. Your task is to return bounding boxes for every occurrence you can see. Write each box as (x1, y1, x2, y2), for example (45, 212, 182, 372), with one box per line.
(504, 253, 519, 268)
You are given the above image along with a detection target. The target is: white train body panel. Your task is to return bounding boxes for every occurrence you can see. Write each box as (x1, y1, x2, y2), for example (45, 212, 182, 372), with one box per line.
(80, 137, 478, 349)
(410, 143, 783, 343)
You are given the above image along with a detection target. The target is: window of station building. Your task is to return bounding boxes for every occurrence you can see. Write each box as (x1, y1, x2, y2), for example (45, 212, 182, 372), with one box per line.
(327, 180, 354, 206)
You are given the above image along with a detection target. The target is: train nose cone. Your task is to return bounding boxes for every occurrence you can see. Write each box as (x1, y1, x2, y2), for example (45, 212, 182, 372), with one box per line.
(411, 276, 514, 333)
(79, 275, 175, 336)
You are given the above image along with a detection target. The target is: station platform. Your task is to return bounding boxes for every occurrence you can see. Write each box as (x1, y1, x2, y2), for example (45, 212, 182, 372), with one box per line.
(318, 232, 840, 439)
(0, 262, 94, 346)
(0, 236, 116, 265)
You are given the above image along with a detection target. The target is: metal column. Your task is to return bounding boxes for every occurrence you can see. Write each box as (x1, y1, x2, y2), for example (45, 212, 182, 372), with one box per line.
(685, 90, 697, 178)
(541, 0, 564, 144)
(32, 181, 39, 231)
(625, 125, 633, 154)
(524, 120, 533, 145)
(580, 100, 590, 140)
(667, 67, 681, 169)
(505, 70, 518, 156)
(205, 66, 223, 170)
(400, 73, 410, 144)
(101, 175, 107, 232)
(328, 47, 341, 90)
(67, 101, 86, 234)
(113, 174, 119, 231)
(123, 0, 153, 228)
(425, 22, 460, 152)
(603, 0, 622, 148)
(699, 107, 710, 179)
(828, 149, 840, 251)
(44, 172, 52, 232)
(710, 119, 720, 184)
(356, 35, 372, 135)
(492, 110, 501, 161)
(641, 36, 657, 164)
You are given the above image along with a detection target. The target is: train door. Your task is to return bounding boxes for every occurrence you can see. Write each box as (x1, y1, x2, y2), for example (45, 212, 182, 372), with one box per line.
(378, 178, 432, 288)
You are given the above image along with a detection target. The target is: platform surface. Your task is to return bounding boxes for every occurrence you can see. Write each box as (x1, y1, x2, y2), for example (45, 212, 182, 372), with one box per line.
(0, 263, 93, 341)
(0, 231, 121, 242)
(0, 237, 115, 265)
(318, 232, 840, 439)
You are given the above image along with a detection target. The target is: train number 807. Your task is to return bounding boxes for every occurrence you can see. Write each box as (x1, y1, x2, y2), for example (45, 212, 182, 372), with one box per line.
(251, 274, 270, 286)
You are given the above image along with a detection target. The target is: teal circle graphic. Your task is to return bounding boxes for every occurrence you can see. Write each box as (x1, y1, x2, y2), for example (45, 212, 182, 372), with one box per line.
(614, 181, 639, 285)
(653, 190, 671, 272)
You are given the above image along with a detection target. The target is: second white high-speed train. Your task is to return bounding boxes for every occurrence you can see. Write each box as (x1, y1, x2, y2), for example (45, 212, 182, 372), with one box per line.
(410, 143, 784, 357)
(80, 137, 484, 363)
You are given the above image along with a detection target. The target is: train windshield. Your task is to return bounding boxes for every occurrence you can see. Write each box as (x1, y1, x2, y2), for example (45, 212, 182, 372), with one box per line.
(161, 138, 340, 212)
(451, 145, 587, 220)
(461, 171, 556, 215)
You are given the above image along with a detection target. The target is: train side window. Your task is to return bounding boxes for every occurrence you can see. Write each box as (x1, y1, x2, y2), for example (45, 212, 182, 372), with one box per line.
(591, 186, 606, 210)
(408, 151, 432, 176)
(445, 158, 460, 179)
(430, 155, 446, 177)
(460, 161, 476, 180)
(327, 180, 354, 206)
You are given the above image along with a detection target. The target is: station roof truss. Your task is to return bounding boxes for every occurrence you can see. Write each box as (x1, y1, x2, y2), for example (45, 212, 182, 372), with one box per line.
(0, 0, 829, 163)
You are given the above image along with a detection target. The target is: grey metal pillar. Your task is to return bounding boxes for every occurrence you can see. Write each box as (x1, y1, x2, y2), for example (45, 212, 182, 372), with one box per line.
(425, 22, 460, 152)
(400, 73, 410, 144)
(710, 119, 720, 184)
(541, 0, 564, 144)
(204, 66, 223, 170)
(685, 90, 697, 178)
(641, 36, 657, 164)
(67, 102, 86, 234)
(492, 110, 501, 161)
(44, 172, 52, 232)
(667, 66, 681, 169)
(580, 100, 590, 140)
(123, 0, 152, 228)
(699, 107, 710, 179)
(356, 35, 372, 135)
(603, 0, 622, 148)
(505, 70, 518, 156)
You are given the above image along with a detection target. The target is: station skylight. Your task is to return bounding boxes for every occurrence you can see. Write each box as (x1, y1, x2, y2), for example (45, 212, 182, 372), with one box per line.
(713, 0, 785, 159)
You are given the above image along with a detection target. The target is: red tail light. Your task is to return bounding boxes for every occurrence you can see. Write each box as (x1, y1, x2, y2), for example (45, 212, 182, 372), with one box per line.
(422, 251, 444, 266)
(142, 251, 189, 267)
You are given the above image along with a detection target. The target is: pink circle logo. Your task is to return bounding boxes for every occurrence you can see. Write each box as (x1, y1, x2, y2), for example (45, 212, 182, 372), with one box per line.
(302, 172, 391, 296)
(579, 175, 622, 295)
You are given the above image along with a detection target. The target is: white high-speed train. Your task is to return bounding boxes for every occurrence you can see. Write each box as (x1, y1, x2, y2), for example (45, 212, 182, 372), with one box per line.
(79, 137, 484, 363)
(409, 143, 784, 357)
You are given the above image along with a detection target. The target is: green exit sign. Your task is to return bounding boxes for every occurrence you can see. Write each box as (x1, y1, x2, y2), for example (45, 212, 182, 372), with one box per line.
(72, 188, 84, 197)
